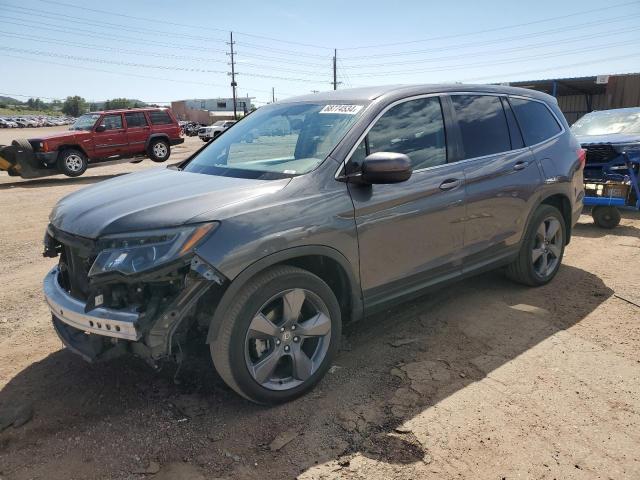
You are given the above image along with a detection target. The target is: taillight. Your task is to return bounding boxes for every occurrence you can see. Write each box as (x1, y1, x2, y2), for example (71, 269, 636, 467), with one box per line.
(577, 147, 586, 169)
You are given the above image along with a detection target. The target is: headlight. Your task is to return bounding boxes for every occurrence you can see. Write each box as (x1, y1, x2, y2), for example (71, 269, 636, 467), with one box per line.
(88, 223, 217, 277)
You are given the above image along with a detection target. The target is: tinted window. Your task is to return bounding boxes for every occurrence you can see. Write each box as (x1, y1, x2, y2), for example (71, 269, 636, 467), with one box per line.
(501, 97, 525, 150)
(148, 110, 172, 125)
(125, 112, 148, 128)
(509, 97, 561, 145)
(366, 97, 447, 170)
(452, 95, 511, 159)
(101, 114, 123, 130)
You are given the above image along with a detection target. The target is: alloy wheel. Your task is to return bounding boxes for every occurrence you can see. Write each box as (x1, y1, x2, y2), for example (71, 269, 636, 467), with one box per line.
(244, 288, 332, 391)
(64, 154, 83, 172)
(531, 216, 563, 278)
(153, 142, 168, 158)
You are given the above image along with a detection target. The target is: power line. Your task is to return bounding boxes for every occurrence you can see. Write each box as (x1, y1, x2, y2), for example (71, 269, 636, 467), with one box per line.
(26, 0, 332, 51)
(0, 4, 229, 43)
(0, 32, 329, 75)
(341, 25, 640, 68)
(347, 39, 639, 77)
(340, 13, 640, 59)
(0, 18, 331, 68)
(459, 53, 640, 83)
(340, 0, 640, 50)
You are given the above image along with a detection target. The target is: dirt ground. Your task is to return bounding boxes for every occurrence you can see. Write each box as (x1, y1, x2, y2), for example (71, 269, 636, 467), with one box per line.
(0, 126, 639, 479)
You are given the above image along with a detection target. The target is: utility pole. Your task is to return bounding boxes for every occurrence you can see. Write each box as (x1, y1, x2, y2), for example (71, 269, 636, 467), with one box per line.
(332, 48, 337, 90)
(272, 87, 275, 103)
(228, 31, 238, 120)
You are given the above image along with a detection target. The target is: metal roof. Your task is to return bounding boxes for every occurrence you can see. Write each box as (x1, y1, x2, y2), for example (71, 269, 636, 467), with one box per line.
(507, 73, 640, 97)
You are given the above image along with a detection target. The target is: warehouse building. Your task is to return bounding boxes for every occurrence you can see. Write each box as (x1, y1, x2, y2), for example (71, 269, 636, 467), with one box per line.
(171, 96, 254, 124)
(507, 72, 640, 124)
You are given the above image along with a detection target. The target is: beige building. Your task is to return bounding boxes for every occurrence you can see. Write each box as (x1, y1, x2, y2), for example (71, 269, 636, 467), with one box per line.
(171, 97, 253, 124)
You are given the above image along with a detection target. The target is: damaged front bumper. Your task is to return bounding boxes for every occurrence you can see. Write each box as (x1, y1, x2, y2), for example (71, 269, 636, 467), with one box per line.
(44, 265, 141, 340)
(43, 256, 225, 363)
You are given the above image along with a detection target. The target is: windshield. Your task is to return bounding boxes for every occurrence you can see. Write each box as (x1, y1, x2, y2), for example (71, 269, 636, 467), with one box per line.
(70, 113, 101, 131)
(213, 121, 226, 126)
(183, 102, 365, 179)
(571, 109, 640, 136)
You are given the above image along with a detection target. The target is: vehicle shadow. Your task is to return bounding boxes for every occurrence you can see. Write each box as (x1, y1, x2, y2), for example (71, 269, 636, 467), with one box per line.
(0, 264, 613, 479)
(0, 173, 124, 190)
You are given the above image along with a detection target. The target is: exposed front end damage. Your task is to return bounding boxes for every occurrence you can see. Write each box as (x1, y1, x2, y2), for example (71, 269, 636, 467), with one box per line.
(43, 224, 226, 364)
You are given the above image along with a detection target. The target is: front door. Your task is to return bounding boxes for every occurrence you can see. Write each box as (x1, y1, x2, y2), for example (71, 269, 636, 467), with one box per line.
(347, 96, 466, 311)
(124, 112, 150, 155)
(93, 113, 127, 158)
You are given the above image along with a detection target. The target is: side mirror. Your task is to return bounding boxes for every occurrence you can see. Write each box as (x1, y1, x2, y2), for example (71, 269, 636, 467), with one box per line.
(95, 125, 106, 132)
(358, 152, 412, 184)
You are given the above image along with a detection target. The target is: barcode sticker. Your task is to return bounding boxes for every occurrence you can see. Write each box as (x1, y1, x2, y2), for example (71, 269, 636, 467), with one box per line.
(319, 104, 363, 115)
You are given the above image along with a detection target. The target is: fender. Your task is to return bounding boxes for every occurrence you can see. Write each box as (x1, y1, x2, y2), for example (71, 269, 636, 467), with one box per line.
(206, 245, 363, 343)
(144, 133, 170, 150)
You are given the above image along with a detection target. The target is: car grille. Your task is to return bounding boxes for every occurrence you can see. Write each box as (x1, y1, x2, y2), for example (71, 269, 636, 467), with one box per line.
(59, 245, 94, 301)
(49, 226, 96, 302)
(198, 128, 207, 134)
(583, 144, 619, 164)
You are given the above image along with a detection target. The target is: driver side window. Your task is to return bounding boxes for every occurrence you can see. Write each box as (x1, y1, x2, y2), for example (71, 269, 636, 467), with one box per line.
(354, 97, 447, 170)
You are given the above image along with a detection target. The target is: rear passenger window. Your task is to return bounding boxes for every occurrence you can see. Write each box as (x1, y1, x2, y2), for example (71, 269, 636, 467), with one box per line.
(452, 95, 511, 159)
(365, 97, 447, 170)
(508, 97, 562, 145)
(148, 110, 172, 125)
(125, 112, 148, 128)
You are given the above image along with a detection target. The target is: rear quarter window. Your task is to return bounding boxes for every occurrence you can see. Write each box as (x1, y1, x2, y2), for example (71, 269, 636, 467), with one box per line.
(148, 110, 173, 125)
(508, 97, 562, 145)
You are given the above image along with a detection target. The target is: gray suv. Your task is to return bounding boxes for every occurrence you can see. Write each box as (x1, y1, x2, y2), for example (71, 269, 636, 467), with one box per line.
(43, 85, 584, 404)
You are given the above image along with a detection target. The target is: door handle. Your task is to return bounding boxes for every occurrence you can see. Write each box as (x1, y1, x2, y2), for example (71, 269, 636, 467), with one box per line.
(439, 178, 461, 191)
(513, 161, 529, 171)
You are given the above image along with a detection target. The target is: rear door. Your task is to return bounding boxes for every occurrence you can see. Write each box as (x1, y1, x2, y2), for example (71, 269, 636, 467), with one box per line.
(347, 95, 466, 310)
(93, 113, 127, 158)
(124, 112, 150, 154)
(450, 94, 541, 269)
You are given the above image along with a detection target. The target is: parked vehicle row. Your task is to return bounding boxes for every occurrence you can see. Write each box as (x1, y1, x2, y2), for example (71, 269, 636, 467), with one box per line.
(0, 115, 75, 128)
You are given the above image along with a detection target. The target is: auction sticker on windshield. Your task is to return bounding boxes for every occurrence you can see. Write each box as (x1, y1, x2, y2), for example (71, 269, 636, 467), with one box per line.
(319, 104, 363, 115)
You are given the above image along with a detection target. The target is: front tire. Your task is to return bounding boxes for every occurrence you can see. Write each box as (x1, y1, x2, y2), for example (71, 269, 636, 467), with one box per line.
(56, 149, 88, 177)
(506, 204, 566, 286)
(211, 266, 341, 404)
(148, 138, 170, 162)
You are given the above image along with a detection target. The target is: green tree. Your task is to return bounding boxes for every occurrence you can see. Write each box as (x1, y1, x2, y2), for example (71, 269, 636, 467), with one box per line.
(105, 98, 133, 109)
(62, 96, 87, 116)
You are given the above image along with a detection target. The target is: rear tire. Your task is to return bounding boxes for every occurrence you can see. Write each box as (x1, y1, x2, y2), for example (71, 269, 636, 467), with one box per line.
(148, 138, 170, 162)
(591, 206, 620, 229)
(211, 265, 341, 404)
(56, 149, 87, 177)
(506, 204, 566, 286)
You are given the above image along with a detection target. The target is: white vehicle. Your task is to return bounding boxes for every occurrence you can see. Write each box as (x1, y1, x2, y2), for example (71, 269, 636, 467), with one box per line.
(198, 120, 236, 142)
(0, 118, 18, 128)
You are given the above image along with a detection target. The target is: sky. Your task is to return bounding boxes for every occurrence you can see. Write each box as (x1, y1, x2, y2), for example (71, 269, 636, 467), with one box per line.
(0, 0, 639, 106)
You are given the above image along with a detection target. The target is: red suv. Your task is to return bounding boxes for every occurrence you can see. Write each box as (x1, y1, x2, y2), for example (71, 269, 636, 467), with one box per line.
(28, 108, 184, 177)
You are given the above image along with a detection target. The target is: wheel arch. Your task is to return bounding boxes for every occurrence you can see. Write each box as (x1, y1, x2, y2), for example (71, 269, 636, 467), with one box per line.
(539, 193, 572, 244)
(145, 133, 170, 150)
(205, 246, 363, 343)
(57, 144, 88, 158)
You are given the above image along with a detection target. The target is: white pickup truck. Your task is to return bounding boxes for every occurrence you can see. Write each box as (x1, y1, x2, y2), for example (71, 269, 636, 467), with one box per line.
(198, 120, 236, 142)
